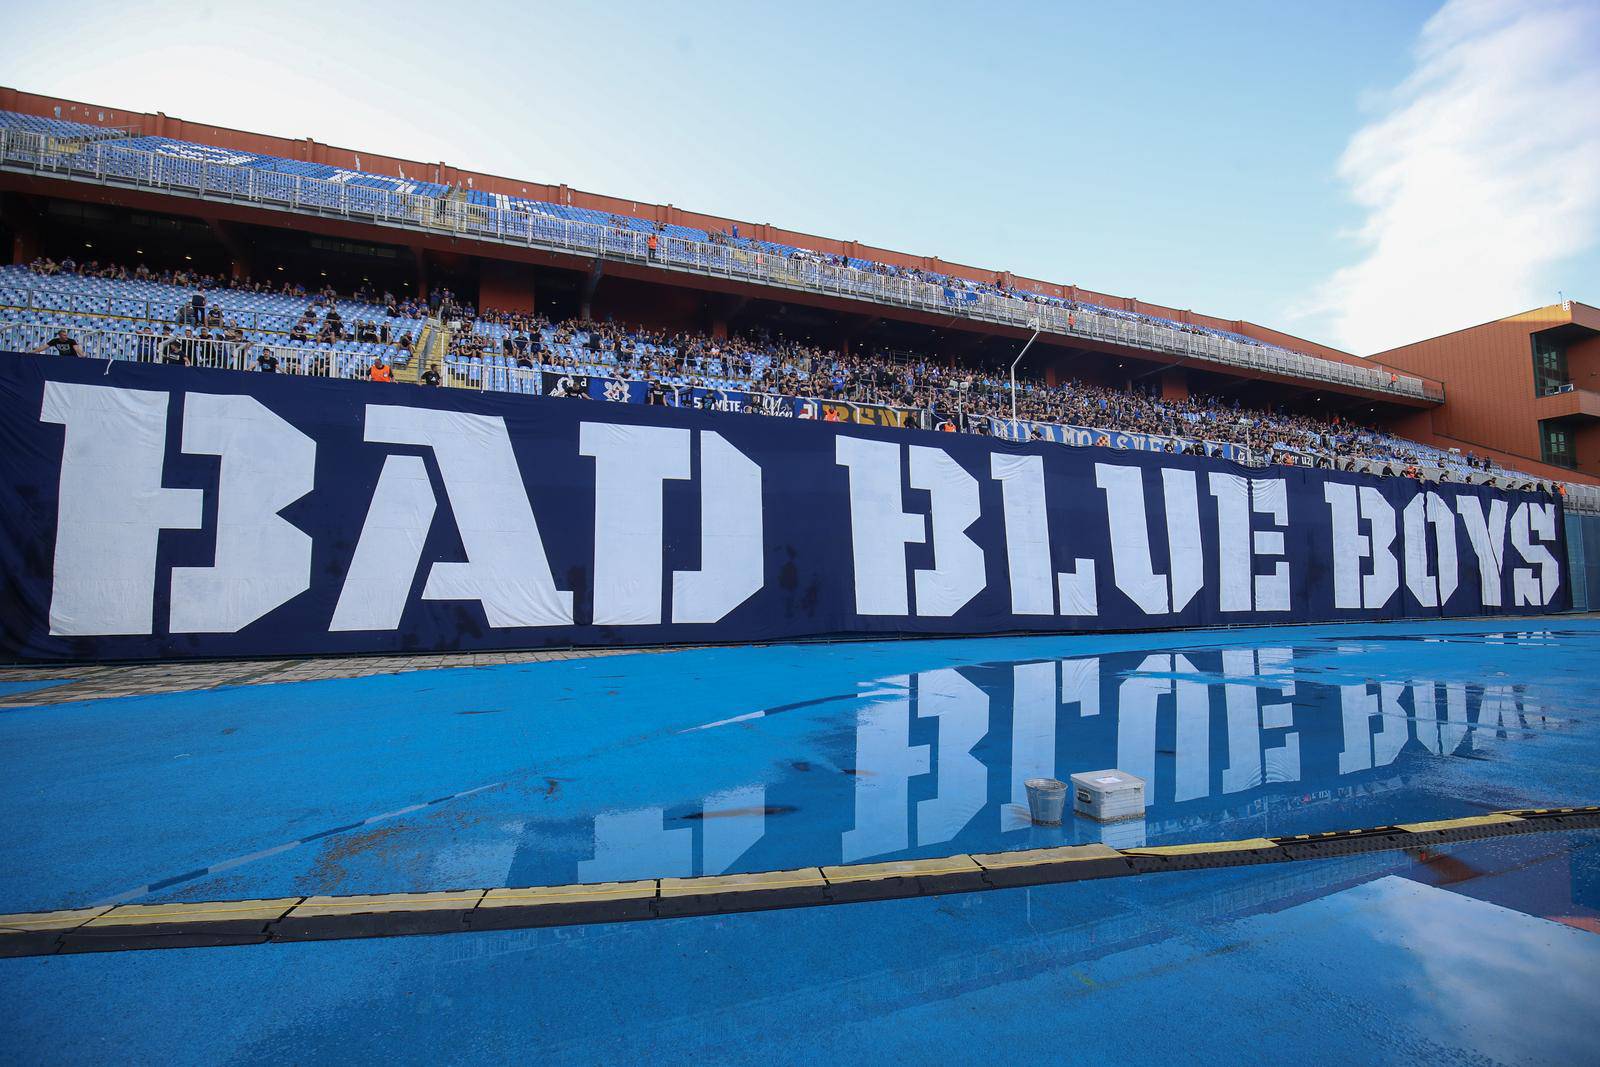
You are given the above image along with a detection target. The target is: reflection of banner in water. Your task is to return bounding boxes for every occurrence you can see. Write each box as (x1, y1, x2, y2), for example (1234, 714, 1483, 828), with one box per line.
(580, 644, 1542, 877)
(989, 417, 1248, 463)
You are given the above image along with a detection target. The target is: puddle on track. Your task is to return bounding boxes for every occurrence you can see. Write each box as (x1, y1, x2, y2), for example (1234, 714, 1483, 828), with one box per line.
(0, 622, 1585, 910)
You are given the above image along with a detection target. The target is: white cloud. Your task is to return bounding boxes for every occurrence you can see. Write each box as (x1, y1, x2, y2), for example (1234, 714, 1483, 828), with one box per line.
(1298, 0, 1600, 354)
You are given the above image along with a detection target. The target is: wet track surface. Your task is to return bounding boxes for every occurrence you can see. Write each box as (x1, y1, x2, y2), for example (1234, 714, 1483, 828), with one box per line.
(2, 617, 1598, 1062)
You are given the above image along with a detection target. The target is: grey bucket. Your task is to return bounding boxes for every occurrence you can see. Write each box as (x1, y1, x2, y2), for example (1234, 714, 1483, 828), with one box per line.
(1024, 778, 1068, 826)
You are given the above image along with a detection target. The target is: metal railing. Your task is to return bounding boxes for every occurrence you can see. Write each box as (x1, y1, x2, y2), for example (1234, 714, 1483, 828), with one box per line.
(439, 360, 541, 394)
(0, 280, 422, 336)
(0, 127, 1444, 403)
(0, 323, 392, 381)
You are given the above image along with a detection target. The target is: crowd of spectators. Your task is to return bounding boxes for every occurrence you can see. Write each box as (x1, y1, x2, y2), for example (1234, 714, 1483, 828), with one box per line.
(452, 309, 1538, 487)
(26, 256, 435, 321)
(8, 258, 1553, 490)
(23, 256, 421, 373)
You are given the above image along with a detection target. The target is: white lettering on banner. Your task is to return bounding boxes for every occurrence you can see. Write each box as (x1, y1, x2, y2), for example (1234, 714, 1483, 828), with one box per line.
(1208, 474, 1290, 613)
(1360, 487, 1400, 609)
(170, 394, 315, 633)
(1324, 484, 1399, 610)
(331, 456, 437, 631)
(672, 432, 764, 625)
(1095, 464, 1202, 615)
(1401, 491, 1459, 609)
(581, 424, 765, 626)
(1165, 470, 1204, 612)
(1212, 476, 1249, 611)
(1510, 501, 1561, 607)
(837, 437, 925, 616)
(1249, 479, 1292, 612)
(907, 445, 985, 617)
(1457, 496, 1510, 607)
(581, 423, 692, 626)
(25, 379, 1570, 648)
(990, 453, 1097, 617)
(838, 437, 988, 617)
(359, 405, 572, 627)
(41, 383, 203, 635)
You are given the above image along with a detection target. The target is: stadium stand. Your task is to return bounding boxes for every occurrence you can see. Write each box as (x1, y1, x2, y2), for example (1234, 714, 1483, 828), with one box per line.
(0, 109, 1439, 403)
(0, 257, 1583, 502)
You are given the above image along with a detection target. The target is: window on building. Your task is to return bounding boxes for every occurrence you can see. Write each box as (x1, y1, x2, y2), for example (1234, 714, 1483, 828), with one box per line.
(1532, 333, 1569, 396)
(1540, 421, 1575, 468)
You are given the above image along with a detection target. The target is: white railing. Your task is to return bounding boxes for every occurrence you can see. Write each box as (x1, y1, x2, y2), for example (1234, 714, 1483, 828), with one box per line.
(438, 360, 541, 395)
(0, 127, 1445, 403)
(0, 323, 393, 382)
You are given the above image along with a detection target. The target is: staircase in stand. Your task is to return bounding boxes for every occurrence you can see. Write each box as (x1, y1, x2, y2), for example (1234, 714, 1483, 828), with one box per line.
(393, 316, 443, 383)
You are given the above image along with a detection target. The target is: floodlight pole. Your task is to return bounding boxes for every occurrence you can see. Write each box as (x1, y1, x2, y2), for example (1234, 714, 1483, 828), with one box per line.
(1010, 326, 1040, 424)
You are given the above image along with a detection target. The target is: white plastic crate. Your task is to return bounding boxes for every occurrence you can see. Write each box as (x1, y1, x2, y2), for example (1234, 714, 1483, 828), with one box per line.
(1070, 769, 1146, 822)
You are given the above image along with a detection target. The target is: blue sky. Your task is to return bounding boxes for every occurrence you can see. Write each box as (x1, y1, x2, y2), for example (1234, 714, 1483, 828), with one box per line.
(3, 0, 1596, 354)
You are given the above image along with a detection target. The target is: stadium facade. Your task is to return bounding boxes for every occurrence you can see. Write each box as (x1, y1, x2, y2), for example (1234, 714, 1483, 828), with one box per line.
(1377, 301, 1600, 479)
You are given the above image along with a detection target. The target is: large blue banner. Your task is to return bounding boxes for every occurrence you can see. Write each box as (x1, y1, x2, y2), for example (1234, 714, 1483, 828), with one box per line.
(0, 353, 1569, 661)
